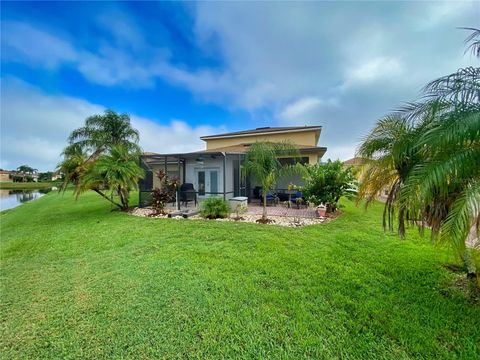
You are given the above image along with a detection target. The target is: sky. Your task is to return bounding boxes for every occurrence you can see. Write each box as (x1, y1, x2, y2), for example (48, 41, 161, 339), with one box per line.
(1, 1, 478, 171)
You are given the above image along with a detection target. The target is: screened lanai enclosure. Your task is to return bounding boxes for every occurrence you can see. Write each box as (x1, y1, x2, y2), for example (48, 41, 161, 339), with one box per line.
(139, 151, 247, 209)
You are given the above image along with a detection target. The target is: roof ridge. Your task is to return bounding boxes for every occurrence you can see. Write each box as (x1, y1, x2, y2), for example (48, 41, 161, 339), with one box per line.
(201, 125, 322, 140)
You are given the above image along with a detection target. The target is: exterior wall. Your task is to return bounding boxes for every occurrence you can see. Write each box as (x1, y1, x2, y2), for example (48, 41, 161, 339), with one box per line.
(307, 154, 319, 165)
(0, 173, 12, 182)
(205, 130, 319, 150)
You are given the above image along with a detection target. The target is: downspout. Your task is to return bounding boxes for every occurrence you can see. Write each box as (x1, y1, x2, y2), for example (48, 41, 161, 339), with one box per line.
(177, 155, 181, 210)
(222, 152, 227, 200)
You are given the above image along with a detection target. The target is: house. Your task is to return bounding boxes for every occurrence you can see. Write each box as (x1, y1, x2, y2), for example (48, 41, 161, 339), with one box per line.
(0, 170, 39, 182)
(0, 170, 14, 182)
(342, 157, 364, 167)
(51, 172, 62, 181)
(343, 157, 390, 200)
(140, 125, 327, 207)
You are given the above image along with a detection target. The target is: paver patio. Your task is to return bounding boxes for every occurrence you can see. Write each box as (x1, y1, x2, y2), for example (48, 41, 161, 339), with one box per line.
(165, 199, 317, 218)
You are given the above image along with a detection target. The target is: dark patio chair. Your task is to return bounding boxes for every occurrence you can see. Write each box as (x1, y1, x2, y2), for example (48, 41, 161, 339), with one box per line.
(265, 191, 278, 206)
(291, 191, 305, 208)
(179, 183, 197, 207)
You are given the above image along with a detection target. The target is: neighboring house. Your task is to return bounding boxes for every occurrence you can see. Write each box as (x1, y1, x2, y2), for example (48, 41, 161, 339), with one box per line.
(0, 170, 39, 182)
(51, 172, 62, 181)
(0, 170, 15, 182)
(140, 126, 327, 206)
(343, 157, 390, 199)
(343, 157, 364, 167)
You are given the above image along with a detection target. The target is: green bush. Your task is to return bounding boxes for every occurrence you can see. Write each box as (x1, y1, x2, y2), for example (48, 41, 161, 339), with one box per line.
(303, 160, 356, 212)
(200, 197, 230, 219)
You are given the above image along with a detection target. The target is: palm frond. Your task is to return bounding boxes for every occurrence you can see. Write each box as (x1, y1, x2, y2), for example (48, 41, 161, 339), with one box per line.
(440, 180, 480, 259)
(460, 27, 480, 58)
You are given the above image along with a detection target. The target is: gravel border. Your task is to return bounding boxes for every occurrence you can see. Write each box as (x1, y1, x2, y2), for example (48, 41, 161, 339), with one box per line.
(129, 207, 330, 227)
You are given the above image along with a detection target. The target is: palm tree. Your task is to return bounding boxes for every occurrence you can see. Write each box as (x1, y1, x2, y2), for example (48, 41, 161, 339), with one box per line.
(59, 110, 144, 210)
(58, 143, 89, 192)
(399, 29, 479, 275)
(243, 141, 303, 223)
(66, 109, 140, 158)
(358, 28, 480, 286)
(79, 145, 144, 210)
(357, 114, 434, 238)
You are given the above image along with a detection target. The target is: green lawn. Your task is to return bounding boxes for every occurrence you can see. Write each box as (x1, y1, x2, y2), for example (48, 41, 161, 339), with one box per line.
(0, 181, 59, 190)
(1, 192, 479, 359)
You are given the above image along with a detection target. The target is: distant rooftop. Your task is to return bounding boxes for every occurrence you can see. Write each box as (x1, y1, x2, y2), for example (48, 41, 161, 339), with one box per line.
(200, 125, 322, 140)
(343, 157, 365, 166)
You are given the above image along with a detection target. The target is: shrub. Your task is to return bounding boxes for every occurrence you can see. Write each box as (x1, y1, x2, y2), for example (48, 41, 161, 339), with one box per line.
(303, 160, 356, 212)
(151, 170, 178, 214)
(200, 197, 230, 219)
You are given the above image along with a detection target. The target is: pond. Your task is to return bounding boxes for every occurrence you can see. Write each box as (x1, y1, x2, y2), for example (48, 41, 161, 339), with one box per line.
(0, 188, 53, 211)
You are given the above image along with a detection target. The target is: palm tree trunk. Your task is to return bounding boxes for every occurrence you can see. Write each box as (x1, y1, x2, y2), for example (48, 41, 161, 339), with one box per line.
(93, 189, 123, 209)
(119, 188, 129, 210)
(262, 193, 267, 221)
(398, 207, 406, 239)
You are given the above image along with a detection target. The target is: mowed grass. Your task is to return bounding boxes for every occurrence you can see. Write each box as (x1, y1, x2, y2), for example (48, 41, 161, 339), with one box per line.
(0, 181, 59, 190)
(1, 192, 479, 359)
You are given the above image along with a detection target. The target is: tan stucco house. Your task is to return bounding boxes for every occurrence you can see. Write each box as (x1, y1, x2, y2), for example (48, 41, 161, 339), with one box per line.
(140, 125, 327, 207)
(0, 171, 14, 182)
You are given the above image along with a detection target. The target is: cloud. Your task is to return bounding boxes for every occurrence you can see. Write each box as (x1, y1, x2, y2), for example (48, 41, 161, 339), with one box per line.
(132, 117, 225, 154)
(1, 21, 77, 68)
(1, 2, 478, 163)
(1, 19, 169, 88)
(278, 96, 339, 124)
(0, 78, 225, 171)
(323, 144, 358, 163)
(343, 57, 405, 88)
(416, 1, 476, 30)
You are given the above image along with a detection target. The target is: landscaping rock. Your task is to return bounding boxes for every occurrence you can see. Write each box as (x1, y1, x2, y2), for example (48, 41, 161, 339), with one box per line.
(129, 207, 331, 227)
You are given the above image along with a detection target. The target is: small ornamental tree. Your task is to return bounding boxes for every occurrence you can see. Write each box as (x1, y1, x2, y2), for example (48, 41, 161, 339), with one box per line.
(243, 141, 304, 223)
(233, 202, 248, 220)
(303, 160, 356, 212)
(151, 170, 178, 214)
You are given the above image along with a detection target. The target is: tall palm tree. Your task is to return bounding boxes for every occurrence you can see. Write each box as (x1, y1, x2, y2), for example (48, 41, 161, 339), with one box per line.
(243, 141, 303, 222)
(66, 109, 140, 157)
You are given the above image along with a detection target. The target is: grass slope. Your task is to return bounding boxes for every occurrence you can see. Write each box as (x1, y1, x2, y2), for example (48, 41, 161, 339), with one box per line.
(1, 192, 479, 359)
(0, 182, 59, 190)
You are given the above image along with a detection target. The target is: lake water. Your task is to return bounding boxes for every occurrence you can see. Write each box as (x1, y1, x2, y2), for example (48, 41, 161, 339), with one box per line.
(0, 188, 52, 211)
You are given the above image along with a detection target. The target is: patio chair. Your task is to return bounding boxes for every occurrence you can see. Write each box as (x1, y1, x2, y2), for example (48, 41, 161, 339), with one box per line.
(290, 190, 303, 202)
(179, 183, 197, 207)
(291, 191, 305, 208)
(265, 191, 278, 206)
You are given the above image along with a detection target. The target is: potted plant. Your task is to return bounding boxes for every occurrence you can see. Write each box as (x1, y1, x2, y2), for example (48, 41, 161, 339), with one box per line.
(316, 204, 327, 218)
